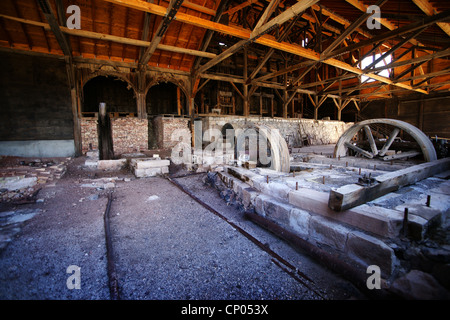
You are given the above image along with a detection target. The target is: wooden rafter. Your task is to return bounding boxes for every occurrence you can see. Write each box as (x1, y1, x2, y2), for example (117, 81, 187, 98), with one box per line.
(0, 14, 217, 60)
(195, 0, 319, 75)
(412, 0, 450, 37)
(36, 0, 72, 57)
(139, 0, 184, 67)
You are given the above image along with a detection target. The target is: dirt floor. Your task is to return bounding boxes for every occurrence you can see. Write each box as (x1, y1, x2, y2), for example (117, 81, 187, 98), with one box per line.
(0, 156, 366, 300)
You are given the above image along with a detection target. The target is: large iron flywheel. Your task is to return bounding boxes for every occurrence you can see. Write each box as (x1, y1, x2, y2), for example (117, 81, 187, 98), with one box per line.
(334, 119, 437, 162)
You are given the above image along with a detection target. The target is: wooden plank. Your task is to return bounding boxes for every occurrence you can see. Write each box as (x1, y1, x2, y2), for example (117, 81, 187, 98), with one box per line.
(328, 157, 450, 211)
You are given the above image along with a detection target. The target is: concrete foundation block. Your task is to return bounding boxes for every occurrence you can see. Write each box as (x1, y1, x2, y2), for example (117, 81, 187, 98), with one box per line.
(346, 231, 397, 278)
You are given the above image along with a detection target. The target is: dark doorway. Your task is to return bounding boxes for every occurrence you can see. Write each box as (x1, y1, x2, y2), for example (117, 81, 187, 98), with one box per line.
(82, 76, 136, 114)
(146, 82, 185, 115)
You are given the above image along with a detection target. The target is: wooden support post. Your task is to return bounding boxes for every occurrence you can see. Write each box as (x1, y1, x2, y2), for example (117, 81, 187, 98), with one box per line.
(243, 47, 249, 117)
(177, 86, 182, 116)
(328, 157, 450, 211)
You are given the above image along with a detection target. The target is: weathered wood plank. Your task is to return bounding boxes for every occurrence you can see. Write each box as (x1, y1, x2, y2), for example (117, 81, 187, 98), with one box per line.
(329, 157, 450, 211)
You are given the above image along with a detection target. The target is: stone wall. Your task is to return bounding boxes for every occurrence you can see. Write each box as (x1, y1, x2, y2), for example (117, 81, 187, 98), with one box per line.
(201, 116, 353, 147)
(80, 117, 148, 155)
(153, 116, 191, 149)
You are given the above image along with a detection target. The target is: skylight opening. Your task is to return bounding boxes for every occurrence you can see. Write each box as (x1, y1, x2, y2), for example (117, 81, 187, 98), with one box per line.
(360, 53, 392, 83)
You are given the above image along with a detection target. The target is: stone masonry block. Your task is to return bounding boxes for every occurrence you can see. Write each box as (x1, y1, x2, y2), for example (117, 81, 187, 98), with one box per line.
(309, 215, 349, 252)
(289, 208, 312, 239)
(262, 197, 292, 225)
(132, 158, 170, 169)
(346, 231, 397, 278)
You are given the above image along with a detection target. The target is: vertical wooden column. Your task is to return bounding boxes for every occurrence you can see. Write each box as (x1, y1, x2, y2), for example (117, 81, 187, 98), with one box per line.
(243, 47, 249, 117)
(65, 57, 82, 156)
(283, 60, 288, 119)
(137, 69, 147, 119)
(177, 86, 182, 115)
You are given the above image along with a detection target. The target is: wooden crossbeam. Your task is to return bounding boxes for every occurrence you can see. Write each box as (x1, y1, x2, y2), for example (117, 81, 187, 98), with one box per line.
(37, 0, 71, 57)
(196, 0, 319, 75)
(320, 0, 388, 58)
(412, 0, 450, 37)
(329, 157, 450, 211)
(0, 14, 216, 59)
(139, 0, 184, 67)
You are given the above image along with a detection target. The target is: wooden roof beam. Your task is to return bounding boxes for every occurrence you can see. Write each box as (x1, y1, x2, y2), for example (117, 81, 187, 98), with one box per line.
(36, 0, 72, 57)
(99, 0, 428, 94)
(196, 0, 318, 75)
(139, 0, 184, 68)
(412, 0, 450, 37)
(320, 0, 388, 58)
(345, 0, 435, 53)
(0, 14, 216, 59)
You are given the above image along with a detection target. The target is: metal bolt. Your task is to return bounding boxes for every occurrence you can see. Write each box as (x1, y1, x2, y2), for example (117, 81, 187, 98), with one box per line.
(403, 208, 409, 237)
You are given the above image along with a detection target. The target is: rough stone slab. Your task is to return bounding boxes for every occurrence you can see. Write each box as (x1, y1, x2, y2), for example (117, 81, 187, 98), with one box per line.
(262, 197, 292, 225)
(346, 231, 396, 279)
(131, 158, 170, 169)
(309, 215, 349, 252)
(289, 208, 312, 239)
(259, 181, 291, 201)
(98, 159, 127, 170)
(0, 176, 37, 191)
(289, 188, 404, 237)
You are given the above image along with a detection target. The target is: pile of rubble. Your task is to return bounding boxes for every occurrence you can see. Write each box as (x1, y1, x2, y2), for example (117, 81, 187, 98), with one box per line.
(0, 158, 69, 202)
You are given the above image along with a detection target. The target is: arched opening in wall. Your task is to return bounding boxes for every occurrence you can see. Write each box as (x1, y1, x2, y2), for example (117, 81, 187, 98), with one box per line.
(82, 76, 137, 116)
(146, 82, 187, 115)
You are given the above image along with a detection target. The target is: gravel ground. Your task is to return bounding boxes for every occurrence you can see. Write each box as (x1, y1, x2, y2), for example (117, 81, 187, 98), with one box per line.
(0, 157, 365, 301)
